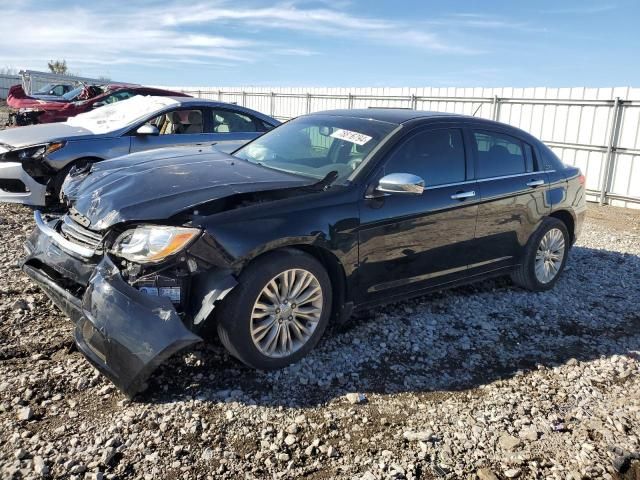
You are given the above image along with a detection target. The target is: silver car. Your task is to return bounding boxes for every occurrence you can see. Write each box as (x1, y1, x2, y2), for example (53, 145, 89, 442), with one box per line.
(0, 96, 279, 207)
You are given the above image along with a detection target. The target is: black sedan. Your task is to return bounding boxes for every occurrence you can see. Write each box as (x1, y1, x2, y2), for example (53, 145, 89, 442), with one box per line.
(22, 109, 586, 397)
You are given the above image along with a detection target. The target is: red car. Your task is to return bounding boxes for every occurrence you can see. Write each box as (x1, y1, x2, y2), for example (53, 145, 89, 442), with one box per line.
(7, 84, 190, 125)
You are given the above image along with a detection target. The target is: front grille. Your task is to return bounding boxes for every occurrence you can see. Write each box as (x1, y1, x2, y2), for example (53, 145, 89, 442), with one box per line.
(59, 214, 104, 253)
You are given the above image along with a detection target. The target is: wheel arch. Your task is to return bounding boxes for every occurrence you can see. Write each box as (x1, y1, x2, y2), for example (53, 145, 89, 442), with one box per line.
(47, 156, 105, 199)
(64, 155, 104, 169)
(240, 243, 349, 325)
(549, 209, 575, 244)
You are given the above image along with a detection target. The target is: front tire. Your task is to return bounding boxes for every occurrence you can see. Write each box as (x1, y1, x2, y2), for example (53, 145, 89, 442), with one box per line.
(511, 217, 570, 291)
(216, 249, 333, 370)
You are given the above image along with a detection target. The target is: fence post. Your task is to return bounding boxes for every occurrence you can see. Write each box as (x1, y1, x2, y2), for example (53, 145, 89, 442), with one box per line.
(348, 93, 354, 109)
(270, 92, 276, 117)
(241, 91, 247, 107)
(599, 97, 623, 205)
(491, 95, 500, 121)
(410, 94, 417, 110)
(218, 90, 222, 101)
(306, 93, 311, 114)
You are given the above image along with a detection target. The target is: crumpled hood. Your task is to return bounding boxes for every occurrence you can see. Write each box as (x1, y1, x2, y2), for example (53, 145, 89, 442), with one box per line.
(63, 145, 312, 231)
(0, 122, 103, 150)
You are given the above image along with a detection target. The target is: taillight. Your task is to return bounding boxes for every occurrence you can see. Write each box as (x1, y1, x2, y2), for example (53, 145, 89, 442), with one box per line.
(578, 174, 586, 185)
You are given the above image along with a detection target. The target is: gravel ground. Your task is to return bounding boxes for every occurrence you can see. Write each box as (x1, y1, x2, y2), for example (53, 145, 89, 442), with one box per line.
(0, 100, 10, 126)
(0, 202, 639, 480)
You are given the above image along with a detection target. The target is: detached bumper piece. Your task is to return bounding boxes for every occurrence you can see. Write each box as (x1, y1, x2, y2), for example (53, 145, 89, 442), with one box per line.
(79, 258, 202, 397)
(23, 223, 203, 397)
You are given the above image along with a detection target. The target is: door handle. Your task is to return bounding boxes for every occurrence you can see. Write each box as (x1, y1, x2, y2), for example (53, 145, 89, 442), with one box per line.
(450, 190, 476, 200)
(526, 179, 545, 187)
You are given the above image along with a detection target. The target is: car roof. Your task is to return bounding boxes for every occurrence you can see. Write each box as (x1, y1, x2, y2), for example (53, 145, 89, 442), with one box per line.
(306, 108, 542, 143)
(163, 96, 228, 105)
(161, 96, 267, 111)
(311, 108, 464, 124)
(143, 96, 280, 124)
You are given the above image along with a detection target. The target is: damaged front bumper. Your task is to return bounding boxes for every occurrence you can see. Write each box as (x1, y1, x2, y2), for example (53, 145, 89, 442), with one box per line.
(22, 214, 211, 398)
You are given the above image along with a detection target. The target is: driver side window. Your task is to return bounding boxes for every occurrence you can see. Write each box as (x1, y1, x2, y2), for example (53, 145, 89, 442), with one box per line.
(145, 109, 204, 135)
(384, 128, 467, 187)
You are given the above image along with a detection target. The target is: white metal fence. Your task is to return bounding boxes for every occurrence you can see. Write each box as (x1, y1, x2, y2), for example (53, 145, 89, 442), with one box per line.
(0, 73, 66, 99)
(167, 86, 640, 209)
(0, 74, 21, 99)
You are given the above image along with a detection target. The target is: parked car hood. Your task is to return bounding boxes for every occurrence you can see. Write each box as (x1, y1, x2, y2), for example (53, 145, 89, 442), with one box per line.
(63, 146, 313, 231)
(0, 122, 107, 149)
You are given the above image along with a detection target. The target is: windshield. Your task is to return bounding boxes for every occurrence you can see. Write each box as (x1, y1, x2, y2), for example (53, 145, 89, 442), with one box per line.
(65, 95, 180, 134)
(62, 86, 84, 101)
(234, 115, 397, 182)
(34, 84, 55, 94)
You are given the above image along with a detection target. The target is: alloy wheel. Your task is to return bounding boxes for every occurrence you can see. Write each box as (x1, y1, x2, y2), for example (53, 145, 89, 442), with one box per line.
(535, 228, 566, 284)
(250, 268, 323, 358)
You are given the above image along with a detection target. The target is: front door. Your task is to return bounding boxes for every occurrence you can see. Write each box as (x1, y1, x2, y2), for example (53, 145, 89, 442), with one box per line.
(129, 108, 213, 153)
(129, 107, 268, 154)
(356, 126, 479, 305)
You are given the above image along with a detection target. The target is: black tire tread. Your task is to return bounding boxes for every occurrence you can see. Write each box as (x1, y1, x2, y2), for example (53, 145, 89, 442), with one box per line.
(511, 217, 570, 292)
(216, 248, 332, 370)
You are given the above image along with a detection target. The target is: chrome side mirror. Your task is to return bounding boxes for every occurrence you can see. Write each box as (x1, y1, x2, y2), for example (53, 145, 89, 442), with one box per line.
(376, 173, 424, 195)
(136, 124, 160, 136)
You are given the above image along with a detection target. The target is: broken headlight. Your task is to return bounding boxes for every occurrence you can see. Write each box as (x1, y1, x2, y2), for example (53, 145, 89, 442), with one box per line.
(111, 225, 200, 264)
(17, 142, 66, 160)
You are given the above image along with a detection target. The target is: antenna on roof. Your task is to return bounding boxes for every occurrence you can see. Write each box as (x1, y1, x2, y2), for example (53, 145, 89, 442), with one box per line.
(472, 103, 483, 117)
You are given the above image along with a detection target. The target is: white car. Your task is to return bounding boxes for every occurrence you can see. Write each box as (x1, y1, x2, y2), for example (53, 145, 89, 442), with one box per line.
(0, 96, 279, 207)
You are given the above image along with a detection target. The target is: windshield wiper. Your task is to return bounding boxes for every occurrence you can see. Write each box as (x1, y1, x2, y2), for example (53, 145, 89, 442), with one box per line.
(309, 170, 339, 191)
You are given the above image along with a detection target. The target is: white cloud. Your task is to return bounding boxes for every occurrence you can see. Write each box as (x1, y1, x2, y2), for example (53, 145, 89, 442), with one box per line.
(0, 0, 494, 77)
(158, 1, 480, 53)
(540, 4, 617, 14)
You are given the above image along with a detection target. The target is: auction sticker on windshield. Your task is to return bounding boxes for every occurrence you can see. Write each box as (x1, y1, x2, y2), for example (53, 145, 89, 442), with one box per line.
(330, 129, 372, 146)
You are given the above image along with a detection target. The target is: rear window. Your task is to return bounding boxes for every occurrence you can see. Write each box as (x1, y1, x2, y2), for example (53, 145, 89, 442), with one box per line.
(474, 130, 526, 178)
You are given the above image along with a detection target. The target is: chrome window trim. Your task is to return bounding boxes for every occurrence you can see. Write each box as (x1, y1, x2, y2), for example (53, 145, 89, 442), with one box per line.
(476, 170, 555, 183)
(423, 179, 476, 190)
(422, 170, 556, 191)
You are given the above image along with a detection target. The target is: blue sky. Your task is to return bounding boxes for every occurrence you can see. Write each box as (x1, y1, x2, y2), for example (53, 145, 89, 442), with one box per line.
(2, 0, 639, 87)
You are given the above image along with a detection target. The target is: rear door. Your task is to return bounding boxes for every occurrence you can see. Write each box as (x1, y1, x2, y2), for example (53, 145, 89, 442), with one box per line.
(356, 126, 479, 304)
(208, 108, 274, 152)
(469, 128, 550, 273)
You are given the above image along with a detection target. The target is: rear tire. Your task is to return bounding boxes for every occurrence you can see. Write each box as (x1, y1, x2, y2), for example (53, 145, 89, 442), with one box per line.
(216, 249, 333, 370)
(511, 217, 570, 291)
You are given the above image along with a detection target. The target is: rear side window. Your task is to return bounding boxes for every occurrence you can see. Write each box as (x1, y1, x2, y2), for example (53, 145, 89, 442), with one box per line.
(211, 109, 270, 133)
(385, 128, 466, 186)
(538, 142, 565, 170)
(474, 131, 526, 178)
